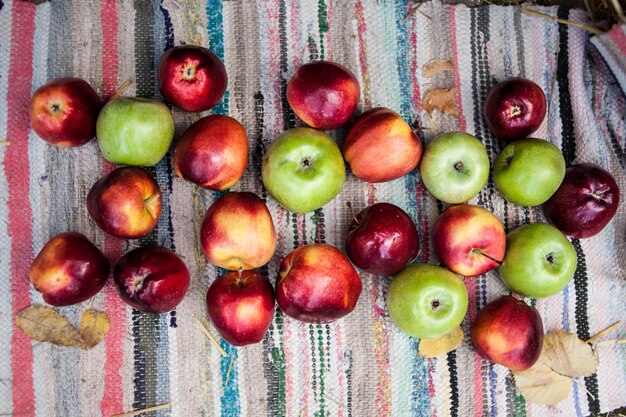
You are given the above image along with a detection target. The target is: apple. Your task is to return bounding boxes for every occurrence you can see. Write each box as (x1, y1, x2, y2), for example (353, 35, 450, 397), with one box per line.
(286, 61, 360, 130)
(493, 138, 566, 206)
(342, 107, 422, 183)
(206, 270, 275, 346)
(483, 77, 546, 142)
(276, 244, 362, 323)
(470, 295, 543, 371)
(433, 204, 506, 277)
(30, 77, 101, 147)
(114, 246, 190, 313)
(29, 232, 109, 306)
(96, 97, 175, 167)
(498, 223, 577, 298)
(87, 167, 161, 239)
(200, 192, 276, 271)
(157, 45, 227, 112)
(262, 127, 345, 214)
(387, 264, 468, 339)
(543, 163, 620, 238)
(345, 202, 419, 276)
(419, 132, 490, 204)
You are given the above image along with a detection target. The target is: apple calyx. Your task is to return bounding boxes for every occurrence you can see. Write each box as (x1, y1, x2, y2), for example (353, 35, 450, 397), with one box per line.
(431, 299, 441, 311)
(346, 202, 361, 225)
(143, 193, 161, 219)
(49, 102, 62, 114)
(472, 249, 503, 266)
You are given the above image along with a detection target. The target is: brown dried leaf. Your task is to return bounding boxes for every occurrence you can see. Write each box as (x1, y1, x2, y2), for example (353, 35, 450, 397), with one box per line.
(512, 360, 572, 405)
(15, 305, 83, 347)
(423, 88, 458, 118)
(79, 309, 110, 349)
(418, 326, 463, 357)
(422, 59, 454, 78)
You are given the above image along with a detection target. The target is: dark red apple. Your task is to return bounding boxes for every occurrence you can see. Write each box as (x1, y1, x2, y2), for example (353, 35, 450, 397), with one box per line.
(30, 77, 101, 147)
(543, 163, 620, 238)
(29, 232, 109, 306)
(206, 270, 275, 346)
(287, 61, 360, 130)
(345, 202, 419, 276)
(470, 295, 543, 371)
(483, 77, 546, 142)
(87, 167, 162, 239)
(157, 45, 227, 112)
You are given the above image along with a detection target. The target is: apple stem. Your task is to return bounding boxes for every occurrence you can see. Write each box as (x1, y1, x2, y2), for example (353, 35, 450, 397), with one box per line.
(237, 268, 244, 287)
(346, 202, 360, 225)
(473, 249, 503, 266)
(0, 140, 9, 146)
(111, 78, 134, 101)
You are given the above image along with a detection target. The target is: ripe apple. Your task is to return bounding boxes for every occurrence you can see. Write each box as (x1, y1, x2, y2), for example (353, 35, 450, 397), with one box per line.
(286, 61, 360, 130)
(483, 77, 546, 142)
(87, 167, 161, 239)
(29, 232, 110, 306)
(206, 270, 275, 346)
(433, 204, 506, 277)
(470, 295, 543, 371)
(174, 115, 248, 191)
(345, 202, 419, 276)
(498, 223, 577, 298)
(342, 107, 422, 183)
(96, 97, 175, 167)
(30, 77, 101, 147)
(493, 138, 566, 206)
(114, 246, 190, 313)
(200, 192, 276, 271)
(387, 264, 468, 339)
(276, 244, 362, 323)
(543, 163, 620, 238)
(262, 127, 345, 213)
(157, 45, 227, 112)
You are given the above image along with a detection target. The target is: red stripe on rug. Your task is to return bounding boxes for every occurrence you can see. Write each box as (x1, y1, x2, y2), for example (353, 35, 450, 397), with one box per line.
(6, 2, 37, 416)
(449, 6, 467, 131)
(608, 24, 626, 56)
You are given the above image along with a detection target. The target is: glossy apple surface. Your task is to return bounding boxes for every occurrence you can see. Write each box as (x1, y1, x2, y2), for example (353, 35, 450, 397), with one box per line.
(470, 295, 543, 371)
(87, 167, 161, 239)
(206, 270, 275, 346)
(174, 115, 248, 191)
(420, 132, 490, 204)
(158, 45, 227, 112)
(483, 77, 546, 142)
(30, 77, 101, 147)
(262, 128, 345, 214)
(29, 232, 110, 306)
(114, 246, 190, 313)
(543, 163, 620, 238)
(387, 264, 468, 339)
(287, 61, 360, 130)
(498, 223, 576, 298)
(200, 192, 276, 271)
(276, 244, 362, 323)
(345, 202, 419, 276)
(433, 204, 506, 277)
(493, 138, 565, 206)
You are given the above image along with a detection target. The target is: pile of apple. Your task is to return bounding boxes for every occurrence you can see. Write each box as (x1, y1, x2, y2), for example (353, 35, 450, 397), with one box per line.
(28, 44, 620, 378)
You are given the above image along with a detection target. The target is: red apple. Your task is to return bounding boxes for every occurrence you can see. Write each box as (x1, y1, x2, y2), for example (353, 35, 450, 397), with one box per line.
(543, 163, 620, 238)
(206, 270, 275, 346)
(29, 232, 109, 306)
(157, 45, 227, 112)
(483, 77, 546, 142)
(433, 204, 506, 276)
(276, 244, 362, 323)
(87, 167, 162, 239)
(287, 61, 360, 130)
(174, 115, 248, 191)
(200, 192, 276, 271)
(470, 296, 543, 371)
(345, 202, 419, 276)
(30, 77, 101, 147)
(342, 108, 422, 183)
(114, 246, 190, 313)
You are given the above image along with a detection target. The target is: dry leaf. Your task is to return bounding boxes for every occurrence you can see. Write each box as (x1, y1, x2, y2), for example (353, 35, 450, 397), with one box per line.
(80, 309, 111, 349)
(512, 360, 572, 405)
(423, 88, 458, 118)
(15, 305, 83, 347)
(418, 326, 463, 357)
(422, 59, 454, 78)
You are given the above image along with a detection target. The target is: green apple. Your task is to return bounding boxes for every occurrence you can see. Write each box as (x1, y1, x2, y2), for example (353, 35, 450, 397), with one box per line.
(262, 127, 345, 214)
(493, 138, 565, 206)
(498, 223, 576, 298)
(97, 97, 175, 166)
(387, 263, 468, 339)
(419, 132, 489, 203)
